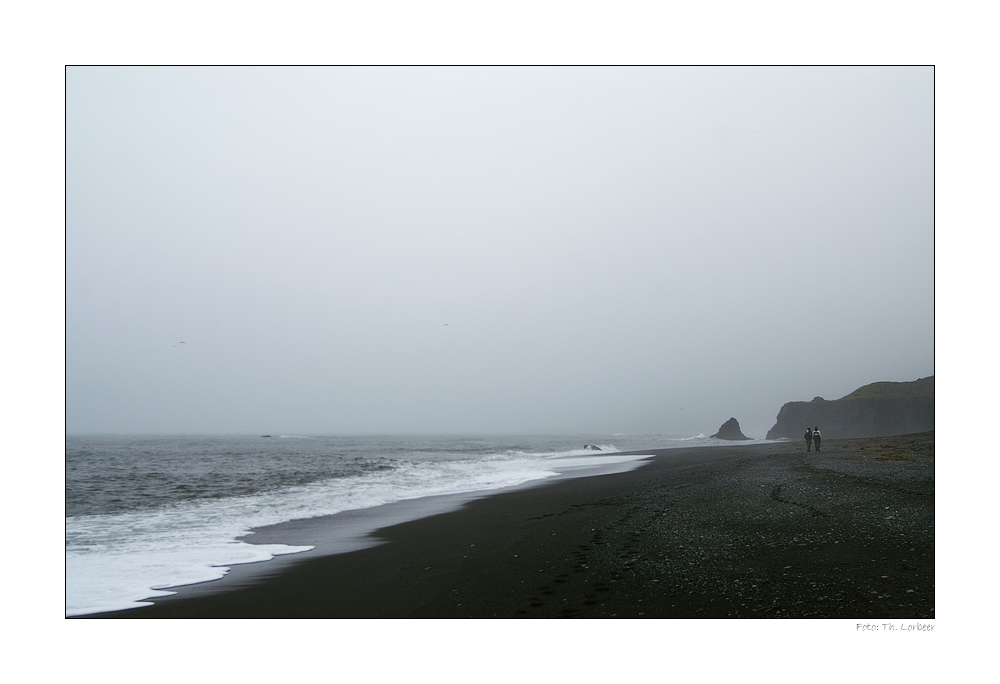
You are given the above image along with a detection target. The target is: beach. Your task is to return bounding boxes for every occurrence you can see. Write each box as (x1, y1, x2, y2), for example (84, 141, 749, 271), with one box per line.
(81, 432, 934, 619)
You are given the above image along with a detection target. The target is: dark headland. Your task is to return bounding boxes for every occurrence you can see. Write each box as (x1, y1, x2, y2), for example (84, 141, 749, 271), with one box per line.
(766, 376, 934, 440)
(83, 431, 934, 619)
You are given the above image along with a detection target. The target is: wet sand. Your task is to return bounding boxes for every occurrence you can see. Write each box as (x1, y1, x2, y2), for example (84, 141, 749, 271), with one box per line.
(82, 432, 934, 619)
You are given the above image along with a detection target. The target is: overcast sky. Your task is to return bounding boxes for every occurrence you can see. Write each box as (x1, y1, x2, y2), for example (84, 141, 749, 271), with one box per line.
(66, 66, 933, 437)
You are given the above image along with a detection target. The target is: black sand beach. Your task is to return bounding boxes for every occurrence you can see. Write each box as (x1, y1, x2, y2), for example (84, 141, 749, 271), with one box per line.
(83, 432, 934, 619)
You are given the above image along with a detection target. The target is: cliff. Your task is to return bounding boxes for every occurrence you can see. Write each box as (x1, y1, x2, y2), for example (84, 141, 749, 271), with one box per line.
(765, 376, 934, 440)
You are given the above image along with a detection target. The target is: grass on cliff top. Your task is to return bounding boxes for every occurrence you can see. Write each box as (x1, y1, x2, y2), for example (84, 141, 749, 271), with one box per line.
(839, 376, 934, 401)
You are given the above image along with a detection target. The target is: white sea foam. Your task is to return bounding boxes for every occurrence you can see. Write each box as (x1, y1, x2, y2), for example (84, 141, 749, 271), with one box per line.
(66, 445, 652, 616)
(66, 541, 312, 616)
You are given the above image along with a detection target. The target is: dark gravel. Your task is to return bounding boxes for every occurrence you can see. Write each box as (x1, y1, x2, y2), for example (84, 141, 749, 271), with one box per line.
(83, 432, 934, 619)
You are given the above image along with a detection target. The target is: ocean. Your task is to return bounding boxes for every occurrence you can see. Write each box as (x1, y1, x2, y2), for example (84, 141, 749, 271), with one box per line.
(66, 433, 723, 616)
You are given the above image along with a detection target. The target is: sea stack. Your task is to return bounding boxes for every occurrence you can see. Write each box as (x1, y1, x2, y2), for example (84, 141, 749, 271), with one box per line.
(712, 417, 751, 440)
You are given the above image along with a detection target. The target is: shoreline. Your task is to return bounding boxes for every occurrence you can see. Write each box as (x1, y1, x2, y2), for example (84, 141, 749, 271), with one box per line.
(78, 433, 934, 619)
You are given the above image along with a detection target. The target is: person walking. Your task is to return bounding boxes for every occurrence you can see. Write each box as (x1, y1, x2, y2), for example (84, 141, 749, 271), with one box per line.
(812, 427, 822, 452)
(804, 427, 813, 452)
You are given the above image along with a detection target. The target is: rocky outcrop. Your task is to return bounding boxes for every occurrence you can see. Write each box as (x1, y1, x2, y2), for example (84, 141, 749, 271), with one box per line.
(765, 376, 934, 440)
(712, 417, 751, 440)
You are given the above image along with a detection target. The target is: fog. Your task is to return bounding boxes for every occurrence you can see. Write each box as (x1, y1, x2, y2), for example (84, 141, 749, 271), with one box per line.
(66, 66, 933, 437)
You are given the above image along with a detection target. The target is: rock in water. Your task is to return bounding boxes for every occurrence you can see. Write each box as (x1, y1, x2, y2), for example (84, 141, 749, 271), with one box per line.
(712, 417, 751, 440)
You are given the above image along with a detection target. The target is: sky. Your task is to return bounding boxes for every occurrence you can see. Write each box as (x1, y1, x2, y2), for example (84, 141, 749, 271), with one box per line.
(66, 66, 934, 437)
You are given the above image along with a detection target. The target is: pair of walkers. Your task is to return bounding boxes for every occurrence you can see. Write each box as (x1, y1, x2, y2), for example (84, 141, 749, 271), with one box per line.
(804, 426, 822, 452)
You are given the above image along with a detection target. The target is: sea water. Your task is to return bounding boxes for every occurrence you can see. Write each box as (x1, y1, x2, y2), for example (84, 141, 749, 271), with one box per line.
(66, 433, 720, 616)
